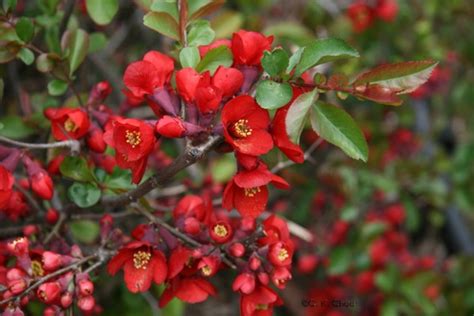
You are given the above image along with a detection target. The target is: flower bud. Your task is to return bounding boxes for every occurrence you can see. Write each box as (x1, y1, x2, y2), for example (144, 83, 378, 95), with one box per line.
(183, 217, 201, 235)
(47, 154, 65, 175)
(78, 279, 94, 296)
(8, 278, 27, 295)
(229, 243, 245, 257)
(7, 237, 29, 256)
(42, 251, 63, 271)
(78, 295, 96, 312)
(45, 208, 59, 225)
(22, 225, 38, 236)
(37, 282, 61, 304)
(155, 116, 186, 138)
(257, 272, 270, 285)
(87, 127, 107, 153)
(60, 292, 73, 308)
(271, 267, 291, 289)
(249, 257, 261, 271)
(232, 273, 255, 294)
(197, 256, 220, 277)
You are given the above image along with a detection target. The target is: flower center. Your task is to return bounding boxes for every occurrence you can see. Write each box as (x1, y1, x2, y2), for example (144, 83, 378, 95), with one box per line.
(213, 224, 228, 237)
(133, 251, 151, 269)
(64, 118, 78, 132)
(231, 119, 252, 138)
(125, 130, 142, 148)
(244, 187, 261, 197)
(201, 265, 212, 276)
(256, 304, 268, 310)
(31, 260, 45, 277)
(278, 248, 289, 262)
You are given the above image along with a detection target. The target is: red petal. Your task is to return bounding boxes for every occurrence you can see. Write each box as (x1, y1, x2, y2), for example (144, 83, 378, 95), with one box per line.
(232, 130, 273, 156)
(175, 278, 215, 303)
(123, 258, 154, 293)
(168, 247, 193, 279)
(212, 66, 244, 97)
(143, 51, 174, 86)
(123, 61, 160, 99)
(176, 68, 202, 103)
(152, 250, 168, 285)
(272, 105, 304, 163)
(106, 248, 133, 275)
(234, 185, 268, 218)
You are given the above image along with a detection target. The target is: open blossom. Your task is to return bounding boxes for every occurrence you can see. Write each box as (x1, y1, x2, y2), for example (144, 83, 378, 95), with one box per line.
(159, 277, 216, 307)
(103, 117, 156, 183)
(107, 241, 167, 293)
(221, 95, 273, 156)
(240, 284, 283, 316)
(45, 107, 90, 141)
(223, 161, 289, 218)
(232, 30, 273, 67)
(0, 165, 14, 209)
(123, 51, 174, 101)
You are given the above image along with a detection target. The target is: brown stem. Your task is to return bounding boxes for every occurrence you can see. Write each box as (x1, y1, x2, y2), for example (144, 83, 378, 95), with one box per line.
(0, 136, 80, 154)
(59, 0, 76, 35)
(177, 0, 188, 47)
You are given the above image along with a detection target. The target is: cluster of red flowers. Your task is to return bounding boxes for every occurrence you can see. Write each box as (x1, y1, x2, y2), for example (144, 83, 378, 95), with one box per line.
(106, 191, 294, 315)
(0, 237, 100, 315)
(347, 0, 398, 32)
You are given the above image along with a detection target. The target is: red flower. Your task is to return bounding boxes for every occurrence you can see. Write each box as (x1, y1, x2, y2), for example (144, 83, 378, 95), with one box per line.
(195, 73, 223, 114)
(375, 0, 398, 22)
(173, 195, 208, 222)
(268, 241, 294, 267)
(221, 95, 273, 156)
(240, 285, 283, 316)
(232, 273, 256, 294)
(347, 1, 374, 33)
(232, 30, 273, 67)
(271, 89, 305, 163)
(259, 215, 290, 245)
(175, 67, 202, 103)
(212, 66, 244, 98)
(167, 246, 194, 279)
(103, 117, 156, 183)
(271, 267, 291, 289)
(0, 165, 14, 209)
(45, 107, 90, 141)
(107, 241, 167, 293)
(123, 51, 174, 100)
(222, 162, 289, 218)
(23, 156, 54, 200)
(209, 221, 233, 244)
(159, 277, 216, 307)
(37, 281, 61, 304)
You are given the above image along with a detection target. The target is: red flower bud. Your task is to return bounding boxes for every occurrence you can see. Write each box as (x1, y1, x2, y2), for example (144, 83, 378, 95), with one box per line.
(30, 170, 54, 200)
(212, 66, 244, 97)
(231, 30, 273, 66)
(87, 127, 107, 153)
(60, 292, 73, 308)
(42, 251, 63, 271)
(232, 273, 255, 294)
(37, 282, 61, 304)
(229, 243, 245, 257)
(45, 208, 59, 225)
(198, 256, 220, 277)
(7, 237, 29, 256)
(209, 221, 233, 244)
(257, 272, 270, 285)
(271, 267, 291, 289)
(22, 225, 38, 236)
(47, 154, 65, 175)
(297, 254, 318, 274)
(195, 83, 222, 114)
(155, 115, 186, 138)
(249, 257, 261, 271)
(175, 68, 202, 103)
(78, 279, 94, 296)
(78, 295, 96, 312)
(183, 217, 201, 235)
(8, 278, 27, 295)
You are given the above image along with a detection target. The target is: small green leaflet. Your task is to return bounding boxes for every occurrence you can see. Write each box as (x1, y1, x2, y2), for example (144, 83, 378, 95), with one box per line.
(285, 89, 318, 144)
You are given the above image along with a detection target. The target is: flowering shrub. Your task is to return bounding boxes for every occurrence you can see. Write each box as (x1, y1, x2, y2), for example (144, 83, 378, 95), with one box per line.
(2, 0, 464, 315)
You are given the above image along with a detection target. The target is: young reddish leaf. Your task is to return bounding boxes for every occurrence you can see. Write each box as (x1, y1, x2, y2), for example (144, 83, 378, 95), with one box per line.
(353, 60, 438, 94)
(354, 84, 402, 106)
(285, 89, 318, 144)
(143, 12, 180, 40)
(310, 101, 368, 162)
(189, 0, 225, 21)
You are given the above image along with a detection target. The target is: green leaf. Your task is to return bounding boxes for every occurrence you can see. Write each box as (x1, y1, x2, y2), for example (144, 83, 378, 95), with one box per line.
(47, 79, 68, 96)
(195, 45, 232, 74)
(261, 48, 289, 78)
(211, 154, 236, 183)
(310, 101, 368, 162)
(61, 28, 89, 76)
(255, 80, 293, 110)
(104, 167, 135, 190)
(375, 265, 398, 292)
(36, 53, 55, 72)
(211, 10, 243, 39)
(295, 38, 359, 76)
(60, 156, 96, 182)
(17, 47, 34, 65)
(380, 300, 398, 316)
(68, 182, 101, 208)
(179, 46, 200, 68)
(285, 89, 318, 144)
(151, 0, 178, 20)
(353, 60, 438, 94)
(361, 222, 387, 239)
(88, 32, 107, 53)
(15, 17, 34, 42)
(0, 115, 35, 139)
(328, 246, 351, 275)
(86, 0, 119, 25)
(286, 47, 305, 74)
(187, 20, 215, 47)
(70, 220, 100, 243)
(2, 0, 17, 13)
(143, 11, 179, 40)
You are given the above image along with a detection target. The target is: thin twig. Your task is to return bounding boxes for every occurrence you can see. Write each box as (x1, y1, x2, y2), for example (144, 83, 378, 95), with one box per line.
(59, 0, 76, 35)
(0, 136, 80, 155)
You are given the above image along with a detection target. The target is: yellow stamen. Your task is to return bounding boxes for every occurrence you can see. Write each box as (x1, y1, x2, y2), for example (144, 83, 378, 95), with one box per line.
(277, 248, 289, 261)
(213, 224, 228, 237)
(125, 130, 142, 148)
(31, 260, 44, 277)
(201, 265, 212, 276)
(133, 251, 151, 269)
(244, 187, 261, 197)
(64, 118, 78, 132)
(232, 119, 252, 138)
